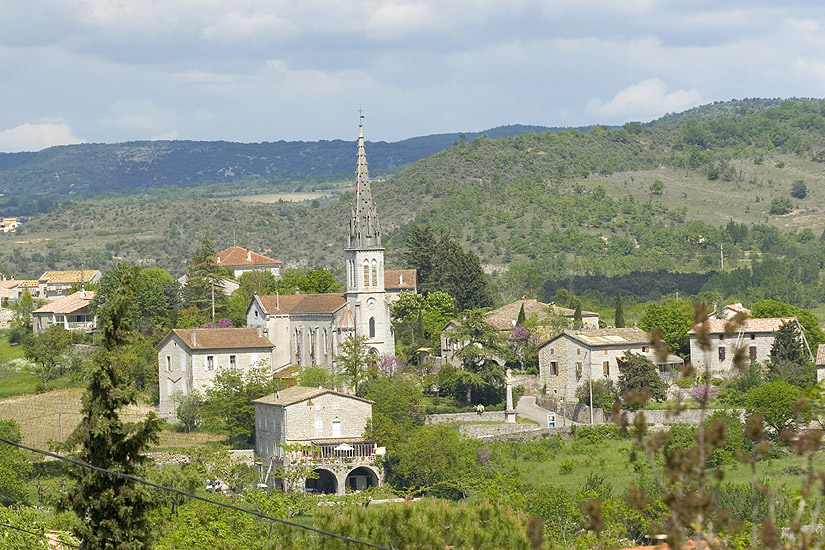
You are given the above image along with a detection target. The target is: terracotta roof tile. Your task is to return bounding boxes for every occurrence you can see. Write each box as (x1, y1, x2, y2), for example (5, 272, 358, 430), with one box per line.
(689, 317, 796, 335)
(384, 269, 417, 290)
(39, 270, 101, 284)
(539, 327, 651, 348)
(255, 293, 347, 315)
(33, 291, 95, 314)
(257, 294, 307, 314)
(166, 327, 274, 350)
(253, 385, 372, 406)
(484, 298, 597, 331)
(217, 246, 281, 267)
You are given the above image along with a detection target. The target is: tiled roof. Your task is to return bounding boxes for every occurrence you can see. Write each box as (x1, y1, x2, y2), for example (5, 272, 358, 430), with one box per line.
(33, 291, 95, 314)
(384, 269, 417, 290)
(253, 385, 372, 406)
(39, 270, 100, 283)
(689, 317, 796, 335)
(816, 344, 825, 366)
(256, 294, 307, 315)
(484, 298, 597, 331)
(0, 280, 21, 290)
(19, 280, 38, 288)
(256, 293, 347, 315)
(339, 304, 355, 329)
(539, 327, 651, 349)
(217, 246, 281, 267)
(162, 328, 274, 351)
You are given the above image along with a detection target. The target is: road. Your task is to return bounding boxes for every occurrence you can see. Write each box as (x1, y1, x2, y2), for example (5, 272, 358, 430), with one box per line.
(515, 395, 580, 427)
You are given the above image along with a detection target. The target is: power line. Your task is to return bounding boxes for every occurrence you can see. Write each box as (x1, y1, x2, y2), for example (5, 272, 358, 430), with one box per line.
(0, 437, 392, 550)
(0, 522, 88, 549)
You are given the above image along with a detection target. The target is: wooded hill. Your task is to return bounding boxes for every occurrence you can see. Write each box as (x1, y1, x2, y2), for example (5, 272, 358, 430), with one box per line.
(4, 100, 825, 308)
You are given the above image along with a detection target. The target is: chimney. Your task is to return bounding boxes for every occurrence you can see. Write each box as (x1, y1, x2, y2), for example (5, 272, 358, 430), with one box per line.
(247, 249, 252, 262)
(191, 330, 197, 347)
(399, 273, 403, 285)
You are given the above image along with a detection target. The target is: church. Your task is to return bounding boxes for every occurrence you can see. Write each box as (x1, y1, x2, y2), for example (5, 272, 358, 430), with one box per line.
(246, 121, 396, 370)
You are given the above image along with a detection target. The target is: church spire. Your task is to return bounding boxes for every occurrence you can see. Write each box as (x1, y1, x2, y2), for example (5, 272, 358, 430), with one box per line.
(348, 119, 381, 249)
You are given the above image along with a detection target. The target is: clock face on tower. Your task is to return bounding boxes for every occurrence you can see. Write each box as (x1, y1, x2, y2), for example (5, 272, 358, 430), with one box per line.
(367, 297, 376, 310)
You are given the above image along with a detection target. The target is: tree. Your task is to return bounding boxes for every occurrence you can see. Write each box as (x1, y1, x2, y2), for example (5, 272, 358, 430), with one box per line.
(391, 290, 456, 355)
(201, 362, 283, 445)
(61, 267, 161, 550)
(752, 299, 824, 348)
(336, 335, 372, 394)
(303, 267, 342, 293)
(8, 290, 34, 344)
(638, 300, 694, 356)
(447, 309, 506, 404)
(0, 420, 32, 505)
(791, 179, 807, 199)
(768, 320, 815, 388)
(614, 290, 625, 328)
(22, 324, 73, 388)
(617, 351, 667, 406)
(184, 234, 229, 318)
(575, 379, 619, 410)
(402, 224, 438, 287)
(745, 380, 809, 437)
(92, 263, 176, 334)
(363, 375, 426, 447)
(769, 196, 792, 215)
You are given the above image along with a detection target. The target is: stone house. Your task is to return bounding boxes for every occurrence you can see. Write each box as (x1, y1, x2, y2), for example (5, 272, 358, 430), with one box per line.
(440, 298, 600, 366)
(817, 344, 825, 384)
(538, 327, 683, 403)
(688, 317, 802, 374)
(32, 291, 96, 335)
(216, 246, 282, 279)
(157, 327, 275, 419)
(253, 385, 380, 494)
(37, 270, 101, 302)
(384, 269, 417, 302)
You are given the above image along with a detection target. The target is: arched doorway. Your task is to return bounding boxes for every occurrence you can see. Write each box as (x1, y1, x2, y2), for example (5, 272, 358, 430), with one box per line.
(305, 468, 337, 494)
(345, 466, 379, 492)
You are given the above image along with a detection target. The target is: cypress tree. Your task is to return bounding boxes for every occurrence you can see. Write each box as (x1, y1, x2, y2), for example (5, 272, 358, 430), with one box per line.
(573, 303, 583, 328)
(615, 290, 625, 328)
(516, 302, 526, 326)
(62, 267, 161, 550)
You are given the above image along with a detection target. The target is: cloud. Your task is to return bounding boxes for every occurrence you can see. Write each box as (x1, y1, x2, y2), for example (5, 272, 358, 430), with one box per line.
(0, 122, 85, 153)
(201, 11, 296, 43)
(586, 78, 704, 122)
(97, 99, 178, 133)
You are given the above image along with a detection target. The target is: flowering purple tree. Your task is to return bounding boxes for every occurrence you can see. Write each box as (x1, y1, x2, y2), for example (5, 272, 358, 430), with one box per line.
(201, 318, 234, 329)
(689, 383, 718, 403)
(376, 355, 405, 377)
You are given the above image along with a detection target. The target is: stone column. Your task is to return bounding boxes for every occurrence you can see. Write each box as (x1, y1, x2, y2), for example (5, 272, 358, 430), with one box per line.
(504, 368, 516, 423)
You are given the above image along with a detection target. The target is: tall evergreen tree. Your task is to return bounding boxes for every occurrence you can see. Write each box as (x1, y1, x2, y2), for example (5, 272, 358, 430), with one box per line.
(402, 224, 438, 287)
(614, 290, 625, 328)
(516, 302, 526, 326)
(62, 267, 161, 550)
(185, 234, 228, 318)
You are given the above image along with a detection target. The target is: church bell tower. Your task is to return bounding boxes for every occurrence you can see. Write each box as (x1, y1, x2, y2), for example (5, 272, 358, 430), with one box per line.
(344, 120, 395, 356)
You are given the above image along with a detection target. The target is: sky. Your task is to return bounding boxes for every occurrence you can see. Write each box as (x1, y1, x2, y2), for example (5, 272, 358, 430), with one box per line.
(1, 1, 825, 152)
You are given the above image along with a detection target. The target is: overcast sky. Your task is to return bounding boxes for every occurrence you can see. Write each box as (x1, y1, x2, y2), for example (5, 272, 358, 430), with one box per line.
(1, 1, 824, 152)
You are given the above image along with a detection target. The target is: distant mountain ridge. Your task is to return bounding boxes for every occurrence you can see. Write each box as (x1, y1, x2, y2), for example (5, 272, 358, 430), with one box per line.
(0, 124, 555, 197)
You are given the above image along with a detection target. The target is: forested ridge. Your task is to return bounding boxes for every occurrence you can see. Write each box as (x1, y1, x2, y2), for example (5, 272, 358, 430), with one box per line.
(3, 100, 825, 308)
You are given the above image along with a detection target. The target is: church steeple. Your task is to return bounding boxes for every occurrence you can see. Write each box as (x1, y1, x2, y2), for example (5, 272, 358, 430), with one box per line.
(348, 122, 381, 249)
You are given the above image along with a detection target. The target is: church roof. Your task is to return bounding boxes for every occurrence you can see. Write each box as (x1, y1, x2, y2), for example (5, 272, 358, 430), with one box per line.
(347, 123, 381, 250)
(255, 293, 347, 316)
(384, 269, 417, 291)
(217, 246, 281, 267)
(158, 328, 274, 351)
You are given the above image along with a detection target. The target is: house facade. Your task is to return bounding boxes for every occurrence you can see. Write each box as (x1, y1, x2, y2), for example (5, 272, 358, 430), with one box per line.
(384, 269, 417, 302)
(538, 327, 683, 403)
(688, 317, 799, 373)
(37, 270, 101, 302)
(216, 246, 282, 279)
(157, 327, 275, 419)
(253, 386, 380, 494)
(32, 291, 96, 335)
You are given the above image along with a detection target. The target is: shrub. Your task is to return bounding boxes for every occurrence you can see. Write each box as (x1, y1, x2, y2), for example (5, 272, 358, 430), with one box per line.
(558, 459, 574, 475)
(575, 379, 619, 409)
(791, 179, 807, 199)
(769, 196, 792, 215)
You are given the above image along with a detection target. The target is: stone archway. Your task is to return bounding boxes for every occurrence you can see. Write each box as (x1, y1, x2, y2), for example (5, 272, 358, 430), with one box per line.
(344, 466, 380, 492)
(305, 468, 337, 494)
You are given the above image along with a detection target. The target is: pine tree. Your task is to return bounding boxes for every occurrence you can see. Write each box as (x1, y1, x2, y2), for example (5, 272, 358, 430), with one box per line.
(184, 234, 227, 318)
(62, 267, 161, 550)
(614, 290, 625, 328)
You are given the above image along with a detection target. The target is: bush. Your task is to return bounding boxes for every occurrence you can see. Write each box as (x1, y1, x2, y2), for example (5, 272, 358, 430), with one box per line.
(744, 380, 809, 437)
(791, 179, 807, 199)
(769, 196, 792, 215)
(574, 379, 619, 409)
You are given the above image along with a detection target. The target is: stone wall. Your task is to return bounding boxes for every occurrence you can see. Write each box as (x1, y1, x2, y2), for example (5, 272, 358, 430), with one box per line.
(459, 424, 542, 439)
(477, 427, 572, 443)
(425, 411, 507, 424)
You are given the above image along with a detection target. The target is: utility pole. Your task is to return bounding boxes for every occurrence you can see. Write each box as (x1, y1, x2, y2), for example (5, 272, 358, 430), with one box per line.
(720, 243, 724, 271)
(211, 281, 215, 321)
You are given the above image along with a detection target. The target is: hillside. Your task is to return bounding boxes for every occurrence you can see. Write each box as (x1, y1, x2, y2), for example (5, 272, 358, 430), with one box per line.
(0, 124, 553, 203)
(3, 100, 825, 307)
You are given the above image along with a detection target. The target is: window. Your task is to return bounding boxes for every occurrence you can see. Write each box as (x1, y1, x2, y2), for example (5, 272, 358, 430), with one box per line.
(718, 346, 726, 361)
(719, 334, 724, 340)
(323, 329, 328, 355)
(641, 346, 649, 353)
(550, 361, 558, 375)
(749, 346, 757, 360)
(166, 356, 171, 372)
(603, 349, 608, 355)
(229, 355, 237, 370)
(369, 317, 376, 338)
(314, 418, 323, 434)
(207, 356, 214, 370)
(603, 361, 609, 376)
(575, 362, 583, 377)
(363, 260, 370, 288)
(332, 420, 341, 438)
(577, 348, 581, 355)
(371, 259, 377, 288)
(333, 402, 340, 410)
(166, 379, 173, 396)
(750, 334, 755, 340)
(549, 348, 555, 355)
